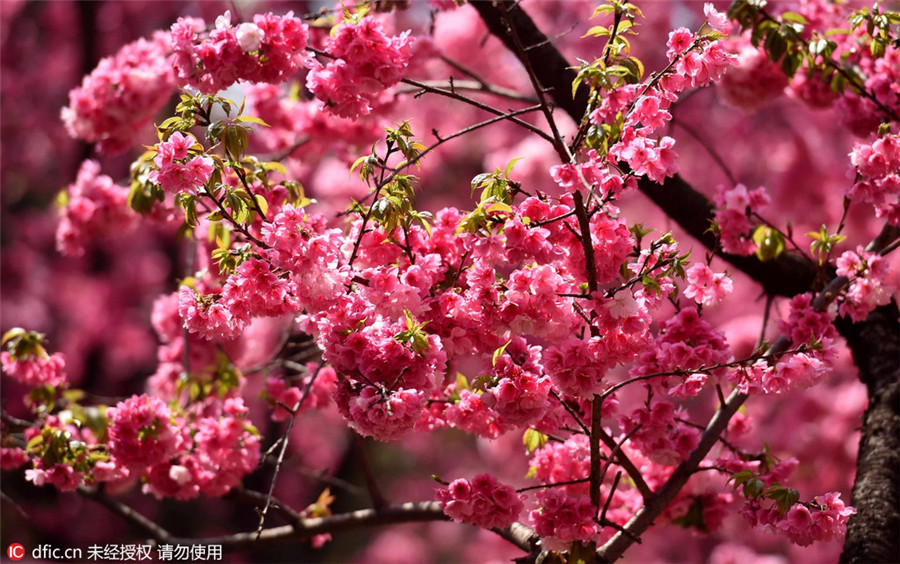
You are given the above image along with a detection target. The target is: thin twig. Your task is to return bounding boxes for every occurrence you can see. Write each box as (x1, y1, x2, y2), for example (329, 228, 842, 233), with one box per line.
(255, 361, 326, 538)
(1, 491, 30, 521)
(399, 78, 537, 104)
(550, 390, 590, 436)
(353, 434, 386, 509)
(401, 78, 553, 143)
(496, 1, 569, 162)
(594, 426, 653, 500)
(517, 477, 590, 493)
(230, 488, 304, 525)
(598, 471, 622, 529)
(671, 118, 736, 185)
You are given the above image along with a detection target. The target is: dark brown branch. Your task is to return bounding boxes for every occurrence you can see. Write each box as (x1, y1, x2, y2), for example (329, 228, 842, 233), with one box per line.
(229, 488, 304, 525)
(494, 1, 569, 161)
(81, 486, 527, 552)
(594, 427, 653, 500)
(471, 1, 591, 125)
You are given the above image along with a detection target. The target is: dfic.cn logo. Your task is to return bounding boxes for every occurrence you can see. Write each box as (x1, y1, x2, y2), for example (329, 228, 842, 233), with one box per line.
(7, 543, 25, 561)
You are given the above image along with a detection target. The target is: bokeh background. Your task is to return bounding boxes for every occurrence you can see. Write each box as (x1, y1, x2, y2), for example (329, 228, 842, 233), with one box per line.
(2, 1, 895, 562)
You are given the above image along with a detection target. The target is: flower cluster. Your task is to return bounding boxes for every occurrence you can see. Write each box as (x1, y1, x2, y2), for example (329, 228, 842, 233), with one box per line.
(143, 398, 260, 499)
(683, 263, 734, 307)
(25, 462, 83, 492)
(259, 204, 347, 313)
(530, 488, 600, 551)
(307, 17, 413, 119)
(1, 330, 67, 388)
(221, 258, 299, 320)
(835, 246, 895, 321)
(834, 40, 900, 136)
(56, 160, 135, 256)
(731, 352, 828, 395)
(436, 474, 524, 530)
(597, 22, 735, 184)
(265, 364, 337, 422)
(334, 382, 424, 441)
(106, 394, 179, 471)
(171, 11, 309, 94)
(178, 285, 246, 341)
(149, 132, 214, 195)
(726, 451, 857, 547)
(12, 2, 878, 557)
(0, 448, 28, 470)
(1, 350, 66, 388)
(632, 308, 731, 398)
(750, 493, 856, 547)
(619, 401, 701, 466)
(776, 293, 838, 349)
(848, 133, 900, 227)
(717, 43, 789, 112)
(481, 342, 551, 427)
(713, 184, 771, 255)
(61, 33, 175, 153)
(732, 293, 837, 394)
(529, 435, 591, 496)
(543, 337, 611, 397)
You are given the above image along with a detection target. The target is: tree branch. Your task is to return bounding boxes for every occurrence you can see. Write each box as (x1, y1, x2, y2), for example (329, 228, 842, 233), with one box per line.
(79, 486, 540, 555)
(471, 10, 900, 556)
(473, 0, 817, 298)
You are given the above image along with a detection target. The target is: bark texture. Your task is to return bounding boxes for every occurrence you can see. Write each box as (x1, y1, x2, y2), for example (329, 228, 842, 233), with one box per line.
(838, 302, 900, 564)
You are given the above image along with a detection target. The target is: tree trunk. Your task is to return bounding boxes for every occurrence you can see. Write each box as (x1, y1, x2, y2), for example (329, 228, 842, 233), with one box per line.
(838, 301, 900, 564)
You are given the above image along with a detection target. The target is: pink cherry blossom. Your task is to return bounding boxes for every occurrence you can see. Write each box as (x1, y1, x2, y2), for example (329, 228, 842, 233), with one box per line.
(106, 394, 178, 471)
(437, 474, 524, 530)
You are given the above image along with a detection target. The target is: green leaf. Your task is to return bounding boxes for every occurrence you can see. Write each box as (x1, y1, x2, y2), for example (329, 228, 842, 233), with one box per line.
(504, 157, 522, 177)
(404, 309, 416, 331)
(592, 4, 616, 18)
(254, 194, 269, 216)
(780, 11, 809, 25)
(728, 469, 755, 487)
(486, 202, 513, 215)
(264, 161, 288, 176)
(492, 339, 512, 367)
(585, 25, 613, 38)
(158, 116, 182, 130)
(2, 328, 26, 345)
(752, 226, 786, 262)
(830, 71, 847, 94)
(781, 51, 803, 77)
(25, 434, 44, 454)
(743, 477, 766, 499)
(764, 29, 788, 61)
(523, 429, 548, 453)
(234, 115, 269, 127)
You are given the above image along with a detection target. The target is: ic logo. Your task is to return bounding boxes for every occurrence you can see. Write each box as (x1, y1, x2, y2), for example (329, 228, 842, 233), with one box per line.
(7, 543, 25, 561)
